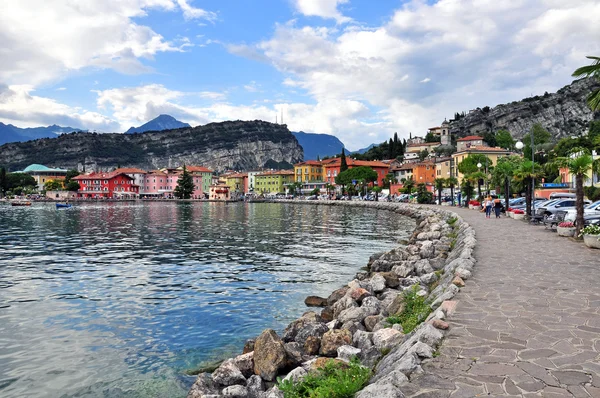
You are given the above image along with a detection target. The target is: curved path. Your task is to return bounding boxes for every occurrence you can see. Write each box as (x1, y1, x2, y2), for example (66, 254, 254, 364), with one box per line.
(406, 207, 600, 398)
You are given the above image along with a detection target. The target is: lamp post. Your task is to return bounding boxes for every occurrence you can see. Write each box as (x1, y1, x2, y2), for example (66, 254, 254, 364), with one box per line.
(515, 137, 535, 216)
(477, 162, 483, 200)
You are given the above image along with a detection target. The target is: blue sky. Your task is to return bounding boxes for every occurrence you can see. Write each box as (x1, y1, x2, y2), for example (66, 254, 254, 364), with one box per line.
(0, 0, 599, 150)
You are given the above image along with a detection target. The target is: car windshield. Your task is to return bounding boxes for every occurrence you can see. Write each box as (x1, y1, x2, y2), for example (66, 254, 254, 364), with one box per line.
(585, 200, 600, 209)
(539, 199, 559, 207)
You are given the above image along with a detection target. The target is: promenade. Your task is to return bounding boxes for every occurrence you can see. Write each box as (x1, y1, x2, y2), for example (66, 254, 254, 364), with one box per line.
(408, 207, 600, 397)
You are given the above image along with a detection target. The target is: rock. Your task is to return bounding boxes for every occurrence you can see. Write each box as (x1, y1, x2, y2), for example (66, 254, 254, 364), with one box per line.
(419, 272, 438, 286)
(393, 353, 421, 377)
(326, 286, 349, 306)
(304, 296, 327, 307)
(406, 341, 434, 359)
(320, 329, 352, 357)
(387, 294, 406, 316)
(246, 375, 264, 398)
(187, 373, 221, 398)
(369, 274, 387, 293)
(364, 315, 384, 332)
(391, 262, 414, 278)
(349, 287, 372, 303)
(253, 329, 287, 381)
(379, 272, 400, 288)
(326, 319, 342, 330)
(284, 342, 304, 368)
(355, 383, 406, 398)
(431, 319, 449, 330)
(414, 259, 434, 276)
(430, 285, 460, 308)
(283, 312, 322, 342)
(337, 345, 362, 362)
(332, 295, 358, 318)
(338, 307, 370, 324)
(367, 251, 386, 267)
(419, 241, 435, 259)
(294, 323, 329, 346)
(372, 320, 390, 332)
(353, 330, 374, 351)
(233, 352, 254, 378)
(355, 271, 369, 281)
(243, 339, 255, 354)
(213, 359, 246, 386)
(452, 276, 465, 287)
(377, 369, 409, 388)
(222, 385, 249, 397)
(361, 296, 382, 313)
(282, 366, 307, 383)
(392, 324, 404, 332)
(440, 300, 458, 316)
(304, 336, 320, 355)
(372, 328, 404, 351)
(340, 320, 365, 335)
(320, 306, 334, 322)
(358, 345, 382, 368)
(455, 268, 472, 280)
(261, 386, 284, 398)
(429, 257, 446, 270)
(310, 357, 347, 371)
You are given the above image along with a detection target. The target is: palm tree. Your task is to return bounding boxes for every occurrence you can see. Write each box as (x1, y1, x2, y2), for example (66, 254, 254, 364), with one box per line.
(434, 178, 445, 205)
(572, 56, 600, 111)
(445, 176, 458, 206)
(402, 177, 415, 194)
(492, 156, 519, 213)
(553, 152, 594, 236)
(513, 160, 542, 218)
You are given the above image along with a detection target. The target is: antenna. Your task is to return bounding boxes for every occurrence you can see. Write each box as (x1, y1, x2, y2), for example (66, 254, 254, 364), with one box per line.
(281, 108, 284, 125)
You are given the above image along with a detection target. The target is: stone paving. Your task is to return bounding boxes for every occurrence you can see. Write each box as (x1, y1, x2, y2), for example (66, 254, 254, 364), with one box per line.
(406, 207, 600, 398)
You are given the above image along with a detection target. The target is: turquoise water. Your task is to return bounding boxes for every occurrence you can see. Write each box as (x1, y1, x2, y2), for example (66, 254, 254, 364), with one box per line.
(0, 202, 413, 397)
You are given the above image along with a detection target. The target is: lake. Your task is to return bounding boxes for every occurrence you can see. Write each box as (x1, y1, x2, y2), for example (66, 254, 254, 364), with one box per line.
(0, 201, 414, 397)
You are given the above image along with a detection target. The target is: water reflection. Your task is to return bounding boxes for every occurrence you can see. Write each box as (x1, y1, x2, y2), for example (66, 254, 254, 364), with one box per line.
(0, 202, 414, 397)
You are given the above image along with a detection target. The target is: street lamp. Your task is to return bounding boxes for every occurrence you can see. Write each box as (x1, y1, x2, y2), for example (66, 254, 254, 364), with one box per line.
(516, 133, 535, 216)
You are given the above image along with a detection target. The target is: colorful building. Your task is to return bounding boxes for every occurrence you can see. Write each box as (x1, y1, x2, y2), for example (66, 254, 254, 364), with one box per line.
(254, 170, 295, 194)
(226, 173, 249, 194)
(391, 163, 414, 182)
(20, 164, 68, 191)
(114, 168, 147, 192)
(412, 161, 436, 185)
(209, 183, 230, 200)
(294, 161, 324, 183)
(73, 171, 139, 199)
(456, 136, 485, 152)
(322, 158, 389, 187)
(183, 166, 213, 195)
(452, 146, 512, 184)
(434, 157, 453, 180)
(406, 142, 440, 154)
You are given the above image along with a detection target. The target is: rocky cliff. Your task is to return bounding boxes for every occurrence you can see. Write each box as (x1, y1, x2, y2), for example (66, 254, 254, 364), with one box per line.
(0, 120, 303, 172)
(449, 78, 600, 140)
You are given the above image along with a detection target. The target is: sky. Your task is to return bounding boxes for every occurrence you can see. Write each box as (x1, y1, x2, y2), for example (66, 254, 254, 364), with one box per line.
(0, 0, 599, 151)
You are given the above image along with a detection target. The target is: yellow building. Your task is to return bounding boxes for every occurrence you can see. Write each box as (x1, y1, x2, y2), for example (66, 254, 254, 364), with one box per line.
(225, 173, 248, 194)
(21, 164, 68, 191)
(434, 157, 453, 180)
(452, 146, 513, 184)
(255, 170, 295, 194)
(406, 142, 441, 154)
(294, 161, 324, 183)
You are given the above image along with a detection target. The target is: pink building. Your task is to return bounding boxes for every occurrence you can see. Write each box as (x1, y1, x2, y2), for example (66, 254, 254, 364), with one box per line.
(141, 169, 204, 199)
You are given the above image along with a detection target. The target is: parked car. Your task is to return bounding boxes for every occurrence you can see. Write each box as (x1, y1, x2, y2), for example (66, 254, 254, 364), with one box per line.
(561, 200, 600, 223)
(537, 198, 592, 218)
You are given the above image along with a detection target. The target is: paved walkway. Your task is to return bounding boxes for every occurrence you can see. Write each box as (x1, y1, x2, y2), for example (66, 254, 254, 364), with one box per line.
(407, 207, 600, 398)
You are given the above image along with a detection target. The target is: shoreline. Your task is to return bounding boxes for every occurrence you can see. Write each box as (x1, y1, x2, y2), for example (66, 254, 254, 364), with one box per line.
(187, 201, 477, 398)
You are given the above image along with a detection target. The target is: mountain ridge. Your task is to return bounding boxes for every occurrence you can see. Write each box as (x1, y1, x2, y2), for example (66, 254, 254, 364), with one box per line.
(125, 114, 191, 134)
(0, 122, 84, 145)
(291, 131, 346, 160)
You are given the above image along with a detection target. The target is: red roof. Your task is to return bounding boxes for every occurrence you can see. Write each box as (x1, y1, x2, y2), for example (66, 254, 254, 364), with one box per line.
(113, 167, 147, 174)
(407, 142, 440, 147)
(457, 135, 483, 142)
(454, 146, 512, 155)
(295, 160, 322, 166)
(73, 171, 134, 180)
(184, 166, 213, 173)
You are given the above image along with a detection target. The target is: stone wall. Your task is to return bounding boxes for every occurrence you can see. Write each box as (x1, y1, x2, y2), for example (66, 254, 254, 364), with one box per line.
(187, 201, 476, 398)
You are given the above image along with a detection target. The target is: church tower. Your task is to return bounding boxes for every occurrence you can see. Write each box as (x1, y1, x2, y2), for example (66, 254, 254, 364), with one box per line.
(441, 118, 451, 146)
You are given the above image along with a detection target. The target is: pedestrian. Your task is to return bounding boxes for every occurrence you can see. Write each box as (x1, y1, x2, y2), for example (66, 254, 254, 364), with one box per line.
(493, 197, 502, 218)
(484, 196, 493, 218)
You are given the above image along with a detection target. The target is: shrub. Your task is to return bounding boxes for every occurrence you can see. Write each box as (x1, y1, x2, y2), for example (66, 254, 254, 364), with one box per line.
(512, 209, 525, 214)
(579, 225, 600, 237)
(468, 200, 480, 206)
(278, 358, 371, 398)
(558, 222, 574, 228)
(386, 285, 432, 334)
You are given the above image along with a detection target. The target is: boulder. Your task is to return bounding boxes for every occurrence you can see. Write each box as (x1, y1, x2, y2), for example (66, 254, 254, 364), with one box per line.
(233, 352, 254, 378)
(340, 320, 366, 335)
(377, 369, 409, 388)
(304, 336, 320, 355)
(320, 307, 334, 322)
(282, 366, 307, 383)
(338, 307, 371, 324)
(253, 329, 287, 381)
(320, 329, 352, 357)
(349, 287, 372, 303)
(304, 296, 328, 307)
(326, 319, 342, 330)
(364, 315, 384, 332)
(430, 319, 449, 330)
(294, 323, 329, 346)
(367, 251, 386, 267)
(261, 386, 284, 398)
(361, 296, 382, 313)
(358, 345, 382, 368)
(386, 294, 406, 316)
(212, 359, 246, 386)
(452, 276, 465, 287)
(222, 385, 249, 397)
(372, 328, 404, 351)
(326, 286, 350, 306)
(353, 330, 374, 351)
(337, 345, 361, 362)
(283, 312, 322, 342)
(187, 373, 221, 398)
(414, 259, 434, 276)
(419, 272, 438, 286)
(391, 262, 414, 278)
(243, 339, 255, 354)
(419, 241, 435, 259)
(246, 375, 264, 398)
(379, 272, 400, 288)
(369, 274, 387, 293)
(332, 295, 358, 318)
(355, 383, 406, 398)
(284, 342, 304, 368)
(310, 357, 347, 371)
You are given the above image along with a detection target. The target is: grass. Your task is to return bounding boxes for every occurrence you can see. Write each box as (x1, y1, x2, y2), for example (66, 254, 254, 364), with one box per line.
(386, 285, 432, 334)
(432, 350, 440, 358)
(278, 358, 371, 398)
(447, 217, 458, 226)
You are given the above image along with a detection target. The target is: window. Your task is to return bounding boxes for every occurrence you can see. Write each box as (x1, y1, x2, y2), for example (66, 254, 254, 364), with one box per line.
(104, 180, 108, 184)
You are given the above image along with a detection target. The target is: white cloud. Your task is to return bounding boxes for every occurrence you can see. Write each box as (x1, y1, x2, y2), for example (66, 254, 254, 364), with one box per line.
(0, 85, 119, 131)
(56, 87, 67, 91)
(0, 0, 216, 86)
(244, 81, 261, 92)
(294, 0, 351, 24)
(229, 0, 600, 148)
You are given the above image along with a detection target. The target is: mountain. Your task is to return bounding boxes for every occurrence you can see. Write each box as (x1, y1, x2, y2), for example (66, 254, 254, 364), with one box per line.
(449, 78, 600, 140)
(0, 122, 83, 145)
(0, 120, 303, 172)
(125, 114, 191, 134)
(291, 131, 346, 160)
(352, 144, 377, 154)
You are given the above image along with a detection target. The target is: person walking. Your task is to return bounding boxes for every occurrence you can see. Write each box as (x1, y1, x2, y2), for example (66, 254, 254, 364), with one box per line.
(493, 197, 502, 218)
(484, 196, 493, 218)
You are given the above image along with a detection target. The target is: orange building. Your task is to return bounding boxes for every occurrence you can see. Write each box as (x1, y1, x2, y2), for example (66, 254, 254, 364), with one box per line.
(412, 161, 436, 185)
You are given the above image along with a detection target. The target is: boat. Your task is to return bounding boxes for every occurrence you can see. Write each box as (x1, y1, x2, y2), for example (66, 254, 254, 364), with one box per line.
(11, 201, 32, 206)
(56, 203, 72, 209)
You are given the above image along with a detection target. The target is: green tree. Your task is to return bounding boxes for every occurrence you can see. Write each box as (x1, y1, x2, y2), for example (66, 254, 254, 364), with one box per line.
(287, 181, 303, 196)
(0, 167, 6, 197)
(174, 165, 195, 199)
(6, 173, 37, 191)
(492, 156, 520, 212)
(65, 169, 80, 184)
(523, 124, 552, 161)
(462, 179, 475, 204)
(425, 133, 441, 143)
(418, 149, 429, 161)
(553, 151, 594, 236)
(44, 179, 63, 191)
(336, 166, 377, 187)
(388, 138, 394, 159)
(66, 180, 81, 191)
(513, 160, 543, 217)
(372, 186, 382, 201)
(445, 176, 458, 206)
(416, 183, 432, 204)
(340, 148, 348, 173)
(310, 187, 320, 196)
(434, 178, 445, 205)
(482, 131, 497, 148)
(401, 176, 415, 194)
(496, 130, 515, 150)
(325, 183, 336, 196)
(572, 56, 600, 111)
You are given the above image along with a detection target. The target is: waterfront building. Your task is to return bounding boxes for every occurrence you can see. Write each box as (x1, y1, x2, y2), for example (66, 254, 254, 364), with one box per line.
(391, 163, 414, 182)
(20, 164, 68, 191)
(412, 161, 436, 185)
(322, 158, 389, 187)
(294, 161, 324, 183)
(180, 166, 213, 197)
(441, 119, 451, 146)
(114, 168, 147, 193)
(209, 182, 230, 200)
(403, 152, 420, 162)
(247, 171, 262, 194)
(434, 157, 453, 179)
(73, 171, 139, 199)
(456, 135, 485, 152)
(226, 173, 248, 195)
(254, 170, 295, 194)
(452, 146, 512, 184)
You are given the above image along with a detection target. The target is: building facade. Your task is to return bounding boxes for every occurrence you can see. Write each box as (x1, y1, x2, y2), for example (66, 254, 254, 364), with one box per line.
(456, 136, 485, 152)
(254, 170, 295, 194)
(322, 158, 390, 187)
(452, 147, 512, 184)
(73, 171, 139, 198)
(294, 161, 324, 183)
(21, 164, 68, 191)
(183, 166, 213, 196)
(209, 183, 230, 200)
